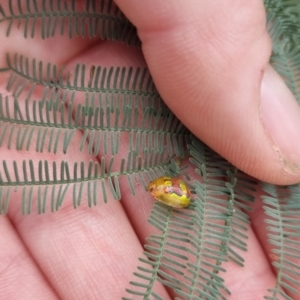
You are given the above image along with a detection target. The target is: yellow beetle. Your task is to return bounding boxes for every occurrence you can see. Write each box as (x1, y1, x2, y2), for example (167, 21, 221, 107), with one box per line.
(147, 176, 191, 208)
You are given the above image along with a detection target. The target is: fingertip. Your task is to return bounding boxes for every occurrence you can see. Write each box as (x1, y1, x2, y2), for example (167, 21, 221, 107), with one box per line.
(260, 65, 300, 182)
(207, 64, 300, 185)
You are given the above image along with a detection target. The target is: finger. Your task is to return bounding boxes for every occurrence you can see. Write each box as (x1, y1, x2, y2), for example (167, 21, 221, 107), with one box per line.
(224, 227, 282, 299)
(114, 0, 300, 185)
(8, 195, 170, 299)
(0, 217, 58, 299)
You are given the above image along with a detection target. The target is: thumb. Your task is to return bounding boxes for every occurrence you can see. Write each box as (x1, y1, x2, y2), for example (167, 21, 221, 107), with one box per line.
(115, 0, 300, 185)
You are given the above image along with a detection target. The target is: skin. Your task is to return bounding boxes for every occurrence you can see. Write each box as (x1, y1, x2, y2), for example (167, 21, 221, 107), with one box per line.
(0, 0, 299, 299)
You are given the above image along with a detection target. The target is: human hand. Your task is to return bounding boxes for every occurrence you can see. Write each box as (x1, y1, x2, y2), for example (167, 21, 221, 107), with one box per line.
(0, 1, 299, 299)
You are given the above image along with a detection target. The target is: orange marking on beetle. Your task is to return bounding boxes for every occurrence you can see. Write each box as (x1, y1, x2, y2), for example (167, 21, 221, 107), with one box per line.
(147, 176, 191, 208)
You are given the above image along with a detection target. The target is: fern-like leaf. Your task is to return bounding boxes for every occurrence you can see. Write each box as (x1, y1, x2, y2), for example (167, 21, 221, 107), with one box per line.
(262, 183, 300, 300)
(0, 0, 140, 46)
(188, 136, 254, 268)
(0, 54, 189, 158)
(265, 0, 300, 103)
(0, 149, 173, 214)
(125, 136, 256, 299)
(4, 53, 157, 98)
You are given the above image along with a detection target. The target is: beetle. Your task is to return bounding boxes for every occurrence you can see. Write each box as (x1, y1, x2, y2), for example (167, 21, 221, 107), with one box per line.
(147, 176, 191, 208)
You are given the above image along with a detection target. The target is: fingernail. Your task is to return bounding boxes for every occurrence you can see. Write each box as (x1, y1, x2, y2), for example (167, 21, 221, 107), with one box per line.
(260, 65, 300, 174)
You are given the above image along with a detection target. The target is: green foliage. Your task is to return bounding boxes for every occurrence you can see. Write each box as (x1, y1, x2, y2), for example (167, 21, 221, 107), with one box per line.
(265, 0, 300, 103)
(123, 136, 255, 299)
(262, 184, 300, 300)
(263, 1, 300, 299)
(0, 0, 299, 299)
(0, 0, 140, 45)
(0, 50, 189, 214)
